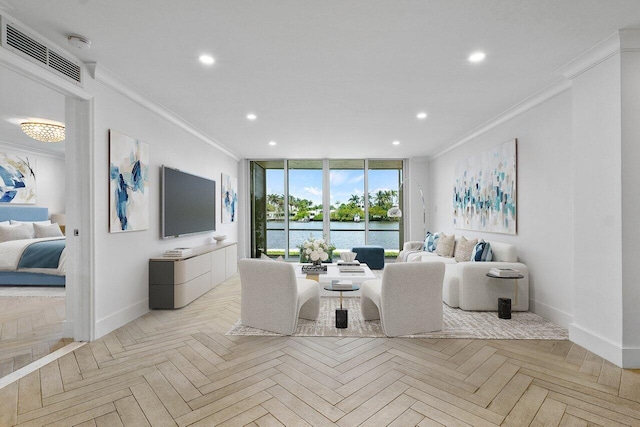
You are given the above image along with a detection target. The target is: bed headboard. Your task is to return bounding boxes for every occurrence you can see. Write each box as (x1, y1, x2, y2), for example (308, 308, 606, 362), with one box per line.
(0, 206, 49, 222)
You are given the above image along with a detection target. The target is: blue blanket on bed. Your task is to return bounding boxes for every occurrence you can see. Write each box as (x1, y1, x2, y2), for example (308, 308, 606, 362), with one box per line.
(18, 239, 65, 269)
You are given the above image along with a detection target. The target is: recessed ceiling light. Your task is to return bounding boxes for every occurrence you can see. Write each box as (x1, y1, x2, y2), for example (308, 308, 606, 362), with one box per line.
(269, 141, 277, 146)
(416, 112, 428, 120)
(392, 140, 400, 146)
(247, 113, 257, 121)
(468, 51, 486, 63)
(199, 54, 215, 65)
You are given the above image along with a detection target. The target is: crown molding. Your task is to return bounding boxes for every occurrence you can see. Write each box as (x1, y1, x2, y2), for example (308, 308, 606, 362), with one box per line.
(87, 63, 240, 161)
(556, 32, 621, 80)
(427, 79, 571, 161)
(0, 138, 65, 159)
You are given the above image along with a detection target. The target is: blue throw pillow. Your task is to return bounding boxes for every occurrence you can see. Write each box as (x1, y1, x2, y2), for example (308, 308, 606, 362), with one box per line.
(472, 240, 493, 262)
(424, 232, 440, 252)
(422, 231, 431, 251)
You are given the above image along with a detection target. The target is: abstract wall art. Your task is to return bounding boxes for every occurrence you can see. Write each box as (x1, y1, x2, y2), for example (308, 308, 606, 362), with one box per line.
(109, 130, 149, 232)
(453, 139, 517, 234)
(0, 152, 36, 204)
(221, 173, 237, 223)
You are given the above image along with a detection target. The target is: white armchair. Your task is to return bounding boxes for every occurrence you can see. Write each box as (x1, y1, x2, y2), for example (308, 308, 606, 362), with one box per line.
(238, 259, 320, 335)
(360, 262, 445, 337)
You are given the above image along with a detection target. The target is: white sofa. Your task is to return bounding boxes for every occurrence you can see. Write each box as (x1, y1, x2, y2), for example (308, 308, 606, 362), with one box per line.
(400, 239, 529, 311)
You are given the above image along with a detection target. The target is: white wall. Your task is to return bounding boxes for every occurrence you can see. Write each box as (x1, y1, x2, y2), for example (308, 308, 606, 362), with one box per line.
(569, 53, 624, 360)
(566, 30, 640, 367)
(620, 34, 640, 366)
(86, 78, 239, 339)
(0, 142, 65, 215)
(427, 90, 574, 328)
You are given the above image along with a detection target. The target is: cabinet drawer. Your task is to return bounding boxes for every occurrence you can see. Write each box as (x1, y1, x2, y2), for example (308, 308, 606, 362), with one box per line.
(174, 254, 211, 284)
(174, 271, 213, 308)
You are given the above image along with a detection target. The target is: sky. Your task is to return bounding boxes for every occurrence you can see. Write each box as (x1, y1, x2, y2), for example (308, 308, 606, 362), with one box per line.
(266, 168, 400, 207)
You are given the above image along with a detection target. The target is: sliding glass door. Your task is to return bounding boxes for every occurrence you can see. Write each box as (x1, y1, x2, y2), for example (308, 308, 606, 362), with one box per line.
(368, 160, 403, 251)
(250, 159, 405, 259)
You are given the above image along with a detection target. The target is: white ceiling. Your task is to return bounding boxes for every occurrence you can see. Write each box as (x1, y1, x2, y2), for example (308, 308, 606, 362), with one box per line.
(1, 0, 640, 159)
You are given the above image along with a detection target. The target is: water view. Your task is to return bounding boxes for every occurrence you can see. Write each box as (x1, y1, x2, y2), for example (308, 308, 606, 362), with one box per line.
(267, 220, 400, 253)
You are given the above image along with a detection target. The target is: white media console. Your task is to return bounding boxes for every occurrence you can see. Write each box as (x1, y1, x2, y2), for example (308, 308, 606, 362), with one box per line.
(149, 242, 237, 309)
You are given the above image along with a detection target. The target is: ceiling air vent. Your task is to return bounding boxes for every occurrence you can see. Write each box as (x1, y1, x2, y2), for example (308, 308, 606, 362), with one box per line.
(0, 16, 83, 86)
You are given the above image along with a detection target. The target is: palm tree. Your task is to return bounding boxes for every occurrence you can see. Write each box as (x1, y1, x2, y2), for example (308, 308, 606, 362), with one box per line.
(267, 194, 281, 209)
(374, 190, 389, 207)
(348, 194, 360, 206)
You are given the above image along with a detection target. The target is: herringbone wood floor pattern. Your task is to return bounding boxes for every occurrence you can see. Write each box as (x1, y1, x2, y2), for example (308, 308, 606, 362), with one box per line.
(1, 275, 639, 426)
(0, 296, 70, 378)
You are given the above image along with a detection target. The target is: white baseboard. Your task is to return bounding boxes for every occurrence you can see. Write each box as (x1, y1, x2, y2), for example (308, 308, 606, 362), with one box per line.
(95, 298, 148, 340)
(62, 320, 74, 338)
(569, 322, 626, 367)
(529, 298, 573, 329)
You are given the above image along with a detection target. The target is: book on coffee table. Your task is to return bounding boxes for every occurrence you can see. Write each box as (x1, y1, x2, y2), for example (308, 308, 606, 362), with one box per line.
(302, 264, 328, 274)
(330, 280, 354, 290)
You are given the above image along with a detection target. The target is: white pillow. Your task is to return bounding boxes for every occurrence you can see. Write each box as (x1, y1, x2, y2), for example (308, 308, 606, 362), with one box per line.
(34, 223, 64, 238)
(10, 220, 51, 238)
(0, 223, 32, 242)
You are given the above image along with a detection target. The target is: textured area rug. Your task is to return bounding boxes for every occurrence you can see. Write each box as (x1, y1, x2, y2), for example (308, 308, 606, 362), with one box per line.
(227, 297, 568, 340)
(0, 287, 65, 297)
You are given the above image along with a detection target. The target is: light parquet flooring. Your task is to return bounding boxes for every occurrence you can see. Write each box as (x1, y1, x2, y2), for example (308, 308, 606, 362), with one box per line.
(0, 295, 70, 379)
(2, 275, 639, 426)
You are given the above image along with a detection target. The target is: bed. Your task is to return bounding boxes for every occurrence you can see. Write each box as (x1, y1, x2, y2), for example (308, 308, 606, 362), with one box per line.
(0, 206, 65, 286)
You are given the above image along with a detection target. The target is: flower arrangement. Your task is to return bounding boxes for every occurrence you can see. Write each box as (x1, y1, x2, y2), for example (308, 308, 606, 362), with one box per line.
(299, 236, 335, 265)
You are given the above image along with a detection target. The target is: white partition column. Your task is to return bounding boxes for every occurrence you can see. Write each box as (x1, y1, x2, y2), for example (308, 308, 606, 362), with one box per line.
(562, 30, 640, 368)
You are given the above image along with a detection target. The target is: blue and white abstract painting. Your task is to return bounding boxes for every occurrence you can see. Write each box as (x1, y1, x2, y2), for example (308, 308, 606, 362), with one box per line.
(453, 139, 517, 235)
(0, 152, 36, 204)
(221, 173, 237, 223)
(109, 131, 149, 232)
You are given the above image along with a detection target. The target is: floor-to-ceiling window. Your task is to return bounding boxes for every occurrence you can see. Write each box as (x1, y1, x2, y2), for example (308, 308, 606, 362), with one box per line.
(250, 159, 405, 259)
(368, 160, 404, 251)
(287, 160, 323, 259)
(329, 159, 365, 250)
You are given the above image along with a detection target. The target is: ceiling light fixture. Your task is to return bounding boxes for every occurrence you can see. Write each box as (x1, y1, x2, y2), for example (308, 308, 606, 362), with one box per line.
(416, 112, 428, 120)
(247, 113, 257, 120)
(468, 51, 486, 63)
(199, 54, 215, 65)
(269, 141, 277, 146)
(20, 122, 65, 143)
(67, 34, 92, 49)
(392, 140, 400, 146)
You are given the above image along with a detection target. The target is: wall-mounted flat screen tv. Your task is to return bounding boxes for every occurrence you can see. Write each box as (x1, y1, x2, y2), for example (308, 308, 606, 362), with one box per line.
(162, 166, 216, 238)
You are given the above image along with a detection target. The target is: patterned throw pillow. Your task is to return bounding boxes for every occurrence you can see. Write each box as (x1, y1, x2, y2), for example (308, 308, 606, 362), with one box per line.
(10, 220, 51, 239)
(34, 223, 64, 238)
(0, 224, 32, 242)
(424, 232, 440, 252)
(472, 240, 493, 262)
(454, 237, 478, 262)
(435, 233, 455, 257)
